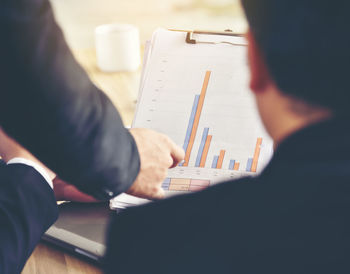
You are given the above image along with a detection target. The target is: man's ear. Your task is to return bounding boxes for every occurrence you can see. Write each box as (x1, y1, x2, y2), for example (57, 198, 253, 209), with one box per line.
(247, 31, 271, 94)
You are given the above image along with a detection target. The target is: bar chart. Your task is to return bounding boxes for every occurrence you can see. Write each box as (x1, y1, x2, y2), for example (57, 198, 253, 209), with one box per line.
(132, 31, 273, 194)
(111, 30, 275, 209)
(179, 71, 265, 175)
(144, 69, 271, 193)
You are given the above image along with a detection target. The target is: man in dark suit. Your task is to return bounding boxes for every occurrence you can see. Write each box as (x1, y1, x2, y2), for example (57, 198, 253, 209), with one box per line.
(0, 126, 117, 273)
(0, 0, 183, 201)
(104, 1, 350, 273)
(0, 130, 58, 273)
(0, 0, 183, 272)
(0, 164, 57, 273)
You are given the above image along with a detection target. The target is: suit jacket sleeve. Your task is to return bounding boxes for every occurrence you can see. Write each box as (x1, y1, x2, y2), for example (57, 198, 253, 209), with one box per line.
(0, 0, 140, 200)
(0, 163, 58, 274)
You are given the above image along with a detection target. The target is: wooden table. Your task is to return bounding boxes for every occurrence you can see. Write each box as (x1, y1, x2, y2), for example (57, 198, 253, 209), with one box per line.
(22, 244, 102, 274)
(22, 49, 140, 274)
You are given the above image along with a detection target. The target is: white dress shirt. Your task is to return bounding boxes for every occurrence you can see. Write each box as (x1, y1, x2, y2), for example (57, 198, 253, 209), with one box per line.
(7, 157, 54, 189)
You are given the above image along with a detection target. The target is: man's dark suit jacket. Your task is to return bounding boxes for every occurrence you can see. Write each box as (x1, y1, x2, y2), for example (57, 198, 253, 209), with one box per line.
(0, 0, 139, 200)
(0, 162, 58, 273)
(105, 117, 350, 274)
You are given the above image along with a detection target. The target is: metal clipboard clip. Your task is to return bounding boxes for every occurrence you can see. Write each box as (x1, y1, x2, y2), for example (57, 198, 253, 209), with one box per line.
(184, 30, 246, 46)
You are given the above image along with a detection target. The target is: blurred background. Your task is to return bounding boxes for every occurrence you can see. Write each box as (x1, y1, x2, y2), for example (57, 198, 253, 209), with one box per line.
(45, 0, 248, 126)
(50, 0, 247, 50)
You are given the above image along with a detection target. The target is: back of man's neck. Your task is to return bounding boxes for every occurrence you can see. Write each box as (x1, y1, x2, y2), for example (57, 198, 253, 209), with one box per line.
(272, 103, 332, 148)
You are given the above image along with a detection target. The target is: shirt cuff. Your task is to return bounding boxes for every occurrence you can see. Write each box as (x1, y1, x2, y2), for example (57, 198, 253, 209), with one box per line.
(7, 157, 54, 189)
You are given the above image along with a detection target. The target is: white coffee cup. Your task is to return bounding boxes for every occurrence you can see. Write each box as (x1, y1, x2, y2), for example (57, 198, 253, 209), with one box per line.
(95, 24, 141, 72)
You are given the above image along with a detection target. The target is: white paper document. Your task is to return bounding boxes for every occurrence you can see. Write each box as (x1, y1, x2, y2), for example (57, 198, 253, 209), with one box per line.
(110, 29, 273, 209)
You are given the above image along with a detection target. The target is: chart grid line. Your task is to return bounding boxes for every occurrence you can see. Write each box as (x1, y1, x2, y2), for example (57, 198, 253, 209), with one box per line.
(169, 178, 191, 191)
(189, 179, 210, 192)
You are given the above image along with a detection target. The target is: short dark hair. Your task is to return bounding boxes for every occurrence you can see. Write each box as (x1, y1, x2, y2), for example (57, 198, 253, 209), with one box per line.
(241, 0, 350, 114)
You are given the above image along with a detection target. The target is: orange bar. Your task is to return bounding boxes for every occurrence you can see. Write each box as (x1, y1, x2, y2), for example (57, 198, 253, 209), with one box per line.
(183, 71, 211, 166)
(216, 150, 226, 169)
(251, 137, 263, 172)
(234, 162, 240, 171)
(199, 135, 212, 167)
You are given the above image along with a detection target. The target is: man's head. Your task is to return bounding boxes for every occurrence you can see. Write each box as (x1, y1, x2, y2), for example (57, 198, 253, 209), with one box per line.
(241, 0, 346, 144)
(242, 0, 350, 113)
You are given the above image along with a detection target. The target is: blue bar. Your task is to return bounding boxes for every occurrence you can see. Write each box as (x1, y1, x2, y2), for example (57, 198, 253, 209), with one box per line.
(162, 178, 171, 190)
(246, 158, 253, 172)
(229, 160, 236, 170)
(195, 128, 209, 167)
(212, 156, 219, 169)
(179, 95, 200, 166)
(182, 95, 200, 152)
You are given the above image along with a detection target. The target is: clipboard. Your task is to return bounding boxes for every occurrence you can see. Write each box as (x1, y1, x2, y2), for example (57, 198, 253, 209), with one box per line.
(169, 29, 246, 46)
(111, 28, 273, 209)
(137, 28, 248, 130)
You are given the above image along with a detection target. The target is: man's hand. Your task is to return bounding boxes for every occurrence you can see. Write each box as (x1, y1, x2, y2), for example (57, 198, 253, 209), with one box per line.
(127, 128, 185, 200)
